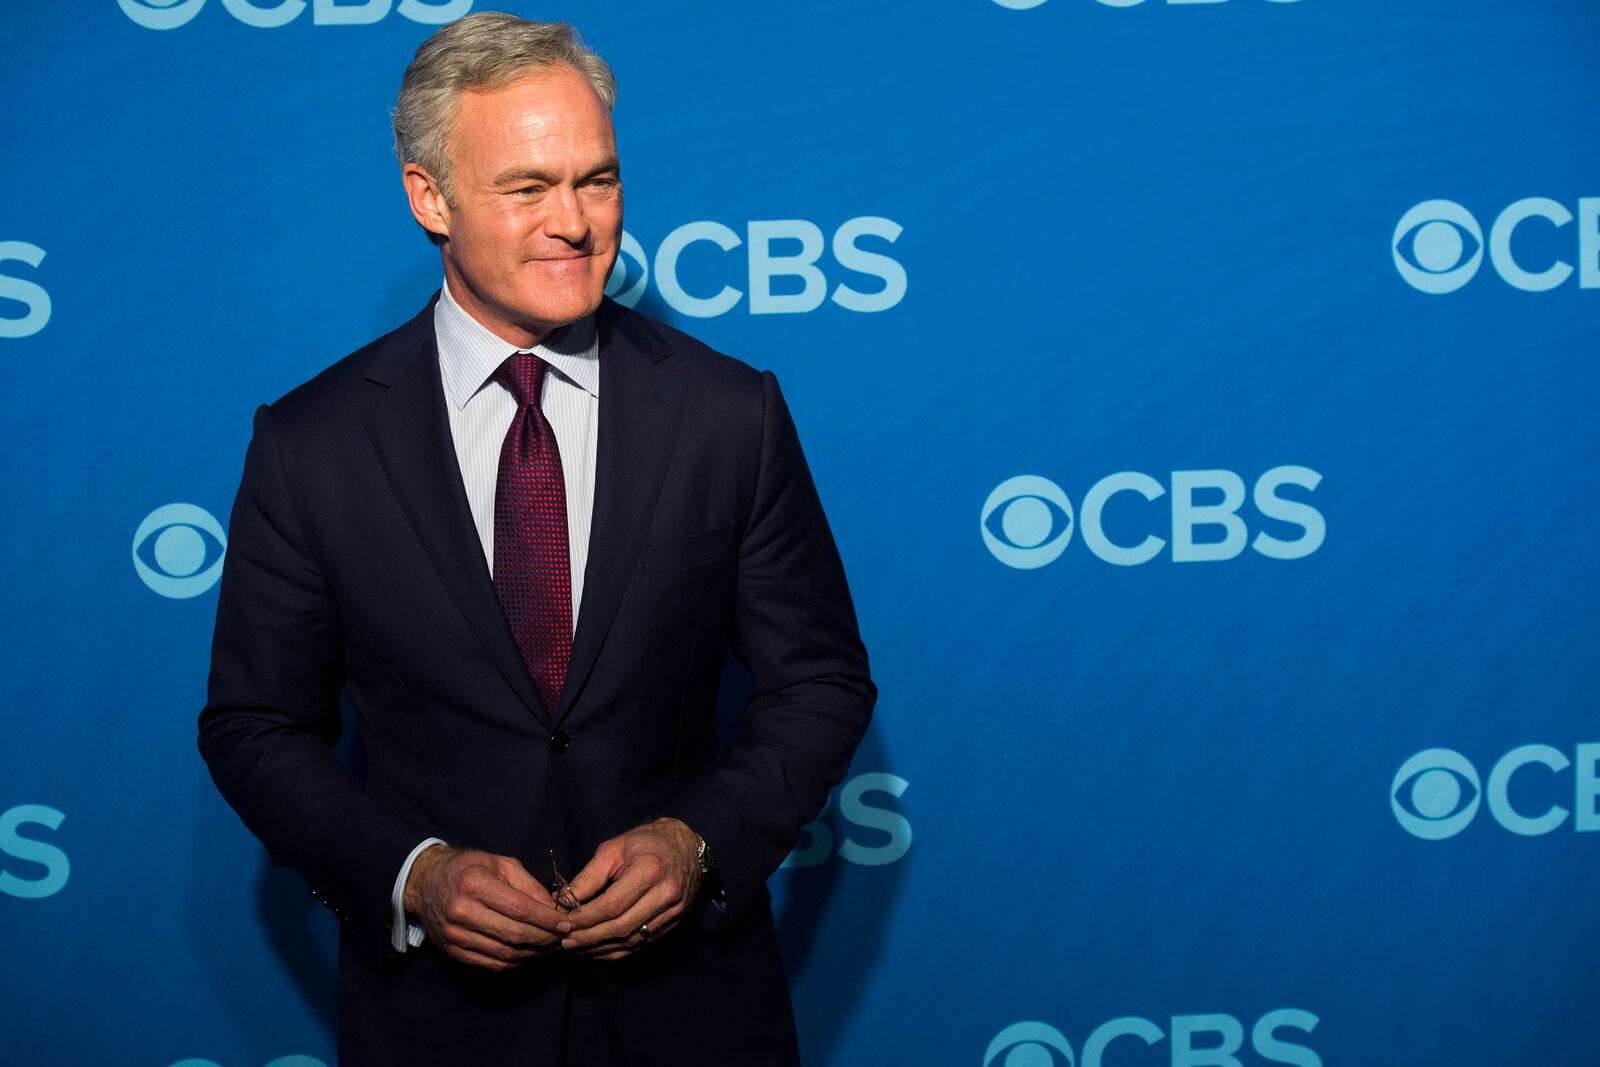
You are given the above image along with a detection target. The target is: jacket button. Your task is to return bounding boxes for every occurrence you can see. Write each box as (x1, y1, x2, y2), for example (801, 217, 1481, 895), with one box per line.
(549, 730, 570, 755)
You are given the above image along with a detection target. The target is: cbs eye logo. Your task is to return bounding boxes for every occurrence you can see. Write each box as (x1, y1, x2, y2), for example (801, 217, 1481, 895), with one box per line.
(980, 475, 1074, 569)
(597, 217, 906, 318)
(118, 0, 207, 30)
(984, 1022, 1074, 1067)
(1390, 748, 1481, 840)
(603, 231, 651, 309)
(132, 503, 227, 598)
(1392, 742, 1600, 840)
(1393, 195, 1599, 294)
(1392, 200, 1484, 295)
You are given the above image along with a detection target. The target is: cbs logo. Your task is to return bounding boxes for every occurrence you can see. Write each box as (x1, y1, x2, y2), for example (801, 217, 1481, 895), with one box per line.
(985, 1010, 1320, 1067)
(118, 0, 468, 31)
(133, 504, 227, 598)
(981, 467, 1323, 569)
(0, 241, 51, 339)
(604, 217, 906, 318)
(781, 773, 911, 868)
(1, 804, 70, 899)
(1392, 197, 1600, 294)
(1391, 743, 1600, 840)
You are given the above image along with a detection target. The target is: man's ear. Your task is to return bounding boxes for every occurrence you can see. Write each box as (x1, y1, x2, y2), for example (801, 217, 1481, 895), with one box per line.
(402, 163, 451, 240)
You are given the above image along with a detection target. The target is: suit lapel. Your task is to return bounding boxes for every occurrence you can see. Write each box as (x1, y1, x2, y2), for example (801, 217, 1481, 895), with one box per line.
(554, 299, 684, 726)
(360, 298, 555, 730)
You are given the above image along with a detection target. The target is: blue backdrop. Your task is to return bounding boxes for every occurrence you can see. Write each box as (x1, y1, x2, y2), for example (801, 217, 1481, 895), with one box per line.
(4, 1, 1597, 1064)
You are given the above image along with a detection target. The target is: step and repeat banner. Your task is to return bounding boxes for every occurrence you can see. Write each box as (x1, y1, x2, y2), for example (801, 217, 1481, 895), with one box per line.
(3, 1, 1596, 1063)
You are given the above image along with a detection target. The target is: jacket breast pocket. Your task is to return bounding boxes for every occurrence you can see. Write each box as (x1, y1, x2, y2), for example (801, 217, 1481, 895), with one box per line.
(638, 522, 739, 575)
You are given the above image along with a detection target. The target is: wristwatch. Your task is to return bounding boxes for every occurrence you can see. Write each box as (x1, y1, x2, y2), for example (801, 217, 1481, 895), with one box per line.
(695, 835, 727, 913)
(695, 835, 717, 878)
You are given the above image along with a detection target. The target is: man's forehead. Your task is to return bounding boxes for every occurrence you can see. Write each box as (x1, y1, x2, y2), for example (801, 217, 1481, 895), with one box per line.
(458, 67, 607, 117)
(450, 69, 616, 170)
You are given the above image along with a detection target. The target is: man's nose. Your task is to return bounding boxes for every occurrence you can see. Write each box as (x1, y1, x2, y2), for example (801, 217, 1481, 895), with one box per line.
(545, 185, 589, 244)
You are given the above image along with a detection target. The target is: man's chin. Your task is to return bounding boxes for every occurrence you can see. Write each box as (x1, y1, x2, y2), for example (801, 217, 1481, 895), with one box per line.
(511, 293, 605, 335)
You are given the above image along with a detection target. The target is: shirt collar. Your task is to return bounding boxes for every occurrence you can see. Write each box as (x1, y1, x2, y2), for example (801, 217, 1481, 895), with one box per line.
(433, 277, 600, 410)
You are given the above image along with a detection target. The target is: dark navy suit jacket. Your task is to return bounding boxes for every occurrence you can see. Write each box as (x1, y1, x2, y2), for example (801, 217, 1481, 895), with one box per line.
(198, 295, 875, 1065)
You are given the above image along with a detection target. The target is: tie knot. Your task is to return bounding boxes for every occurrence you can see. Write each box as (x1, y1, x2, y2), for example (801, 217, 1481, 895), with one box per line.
(497, 352, 547, 408)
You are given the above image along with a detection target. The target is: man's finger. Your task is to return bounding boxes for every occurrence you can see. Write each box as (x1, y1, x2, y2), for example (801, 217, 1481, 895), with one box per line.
(443, 896, 562, 950)
(577, 908, 682, 960)
(589, 945, 637, 962)
(564, 839, 623, 903)
(562, 858, 657, 929)
(444, 943, 522, 972)
(564, 886, 683, 952)
(440, 922, 540, 964)
(468, 869, 567, 935)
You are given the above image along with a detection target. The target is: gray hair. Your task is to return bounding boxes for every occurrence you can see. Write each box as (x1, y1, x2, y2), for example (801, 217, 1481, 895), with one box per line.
(393, 12, 616, 205)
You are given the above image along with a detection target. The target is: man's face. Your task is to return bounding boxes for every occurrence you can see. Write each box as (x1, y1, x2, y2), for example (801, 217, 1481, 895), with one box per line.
(407, 67, 622, 347)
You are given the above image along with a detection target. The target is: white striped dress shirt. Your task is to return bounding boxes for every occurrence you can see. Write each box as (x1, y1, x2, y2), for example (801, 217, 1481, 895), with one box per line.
(435, 277, 600, 611)
(389, 278, 601, 952)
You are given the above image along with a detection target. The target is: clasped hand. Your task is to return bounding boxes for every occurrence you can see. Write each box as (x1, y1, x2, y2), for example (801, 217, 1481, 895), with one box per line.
(404, 817, 703, 970)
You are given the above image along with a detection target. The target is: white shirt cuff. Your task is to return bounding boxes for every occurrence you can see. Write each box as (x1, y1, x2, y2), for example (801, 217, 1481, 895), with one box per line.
(390, 837, 447, 953)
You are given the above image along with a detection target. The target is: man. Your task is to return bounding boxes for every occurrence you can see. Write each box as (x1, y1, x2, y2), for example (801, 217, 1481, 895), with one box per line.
(197, 13, 874, 1065)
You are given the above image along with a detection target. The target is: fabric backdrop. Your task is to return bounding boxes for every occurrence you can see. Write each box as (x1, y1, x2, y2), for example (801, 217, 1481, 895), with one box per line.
(3, 1, 1596, 1063)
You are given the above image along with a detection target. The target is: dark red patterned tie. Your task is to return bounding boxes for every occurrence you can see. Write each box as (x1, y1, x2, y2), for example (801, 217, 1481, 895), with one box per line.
(492, 352, 571, 714)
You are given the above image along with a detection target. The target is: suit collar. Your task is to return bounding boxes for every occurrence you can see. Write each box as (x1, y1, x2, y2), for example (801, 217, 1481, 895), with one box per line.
(363, 293, 436, 388)
(360, 295, 554, 729)
(554, 299, 683, 725)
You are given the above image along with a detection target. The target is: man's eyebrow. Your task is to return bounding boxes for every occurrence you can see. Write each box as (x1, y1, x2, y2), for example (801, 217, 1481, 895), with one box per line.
(491, 158, 622, 187)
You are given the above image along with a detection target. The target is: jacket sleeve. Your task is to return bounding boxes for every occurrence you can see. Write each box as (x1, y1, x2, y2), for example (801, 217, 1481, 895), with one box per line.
(663, 370, 877, 928)
(197, 403, 432, 974)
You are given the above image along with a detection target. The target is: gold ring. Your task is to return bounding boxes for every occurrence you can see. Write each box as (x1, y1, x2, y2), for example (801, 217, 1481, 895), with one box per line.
(636, 922, 652, 945)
